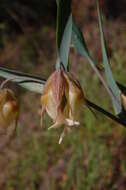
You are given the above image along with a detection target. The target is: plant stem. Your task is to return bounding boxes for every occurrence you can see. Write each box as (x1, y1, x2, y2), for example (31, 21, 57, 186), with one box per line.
(86, 99, 126, 127)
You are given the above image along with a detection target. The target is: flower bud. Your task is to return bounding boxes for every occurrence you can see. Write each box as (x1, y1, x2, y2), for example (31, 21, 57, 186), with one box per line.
(0, 89, 19, 128)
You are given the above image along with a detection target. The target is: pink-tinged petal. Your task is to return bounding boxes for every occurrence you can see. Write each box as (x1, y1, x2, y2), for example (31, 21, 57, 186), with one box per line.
(41, 70, 67, 123)
(52, 70, 65, 105)
(45, 92, 57, 119)
(63, 71, 84, 120)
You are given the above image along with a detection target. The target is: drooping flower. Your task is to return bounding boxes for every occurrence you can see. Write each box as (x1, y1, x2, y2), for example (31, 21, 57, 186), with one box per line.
(40, 69, 89, 143)
(0, 88, 19, 128)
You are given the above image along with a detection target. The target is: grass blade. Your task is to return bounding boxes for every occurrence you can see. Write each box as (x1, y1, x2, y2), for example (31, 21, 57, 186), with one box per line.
(0, 67, 45, 93)
(72, 19, 120, 111)
(72, 19, 89, 57)
(97, 0, 122, 114)
(56, 0, 72, 71)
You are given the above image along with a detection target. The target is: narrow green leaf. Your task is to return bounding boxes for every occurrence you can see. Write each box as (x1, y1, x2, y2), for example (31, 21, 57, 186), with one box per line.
(72, 19, 89, 57)
(56, 0, 71, 49)
(0, 67, 45, 93)
(56, 0, 72, 71)
(97, 0, 121, 114)
(59, 14, 72, 71)
(72, 19, 120, 111)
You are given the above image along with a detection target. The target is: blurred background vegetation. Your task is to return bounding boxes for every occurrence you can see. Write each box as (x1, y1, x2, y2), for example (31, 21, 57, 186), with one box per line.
(0, 0, 126, 189)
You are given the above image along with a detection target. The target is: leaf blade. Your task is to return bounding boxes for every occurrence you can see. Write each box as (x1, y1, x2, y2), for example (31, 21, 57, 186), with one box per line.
(72, 19, 89, 57)
(0, 67, 45, 93)
(97, 0, 121, 114)
(72, 19, 121, 111)
(56, 0, 72, 71)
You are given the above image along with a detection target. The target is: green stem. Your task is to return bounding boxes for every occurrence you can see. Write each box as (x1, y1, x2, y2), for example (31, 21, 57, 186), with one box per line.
(86, 99, 126, 127)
